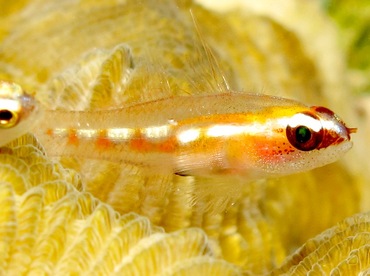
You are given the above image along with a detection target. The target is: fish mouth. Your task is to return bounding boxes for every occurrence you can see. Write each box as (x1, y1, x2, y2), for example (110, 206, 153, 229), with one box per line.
(346, 127, 357, 136)
(17, 93, 41, 125)
(21, 93, 37, 109)
(312, 106, 356, 141)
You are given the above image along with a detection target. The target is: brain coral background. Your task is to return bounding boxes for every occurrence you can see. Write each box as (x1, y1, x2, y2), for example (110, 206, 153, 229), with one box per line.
(0, 0, 369, 275)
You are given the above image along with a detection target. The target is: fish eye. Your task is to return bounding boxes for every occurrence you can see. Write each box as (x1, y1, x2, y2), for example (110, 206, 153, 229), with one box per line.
(295, 126, 311, 143)
(286, 112, 324, 151)
(0, 109, 19, 128)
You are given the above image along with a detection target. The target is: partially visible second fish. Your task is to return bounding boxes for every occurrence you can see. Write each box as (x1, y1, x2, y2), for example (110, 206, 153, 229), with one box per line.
(0, 81, 41, 146)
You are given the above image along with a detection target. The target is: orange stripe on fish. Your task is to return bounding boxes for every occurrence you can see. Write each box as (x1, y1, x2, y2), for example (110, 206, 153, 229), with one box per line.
(96, 129, 112, 149)
(67, 129, 79, 146)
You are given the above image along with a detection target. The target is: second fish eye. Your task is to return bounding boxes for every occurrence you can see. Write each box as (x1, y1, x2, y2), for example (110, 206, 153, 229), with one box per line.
(0, 109, 19, 128)
(286, 112, 324, 151)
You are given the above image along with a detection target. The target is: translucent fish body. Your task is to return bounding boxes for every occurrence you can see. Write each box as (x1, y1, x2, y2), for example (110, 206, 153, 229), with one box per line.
(36, 93, 355, 179)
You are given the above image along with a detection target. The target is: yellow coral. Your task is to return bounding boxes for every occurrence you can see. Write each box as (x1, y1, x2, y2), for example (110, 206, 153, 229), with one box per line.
(0, 134, 240, 275)
(272, 211, 370, 275)
(0, 0, 366, 274)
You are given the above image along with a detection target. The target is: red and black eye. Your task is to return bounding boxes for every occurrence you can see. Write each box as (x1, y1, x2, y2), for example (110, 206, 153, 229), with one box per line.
(286, 112, 324, 151)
